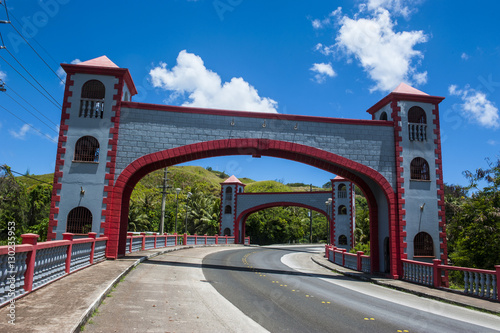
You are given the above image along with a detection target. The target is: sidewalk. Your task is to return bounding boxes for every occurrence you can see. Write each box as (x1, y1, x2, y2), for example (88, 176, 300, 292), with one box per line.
(310, 253, 500, 315)
(0, 244, 238, 333)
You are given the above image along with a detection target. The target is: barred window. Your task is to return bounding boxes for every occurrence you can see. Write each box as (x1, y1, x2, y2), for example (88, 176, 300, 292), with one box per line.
(380, 112, 388, 120)
(338, 235, 348, 246)
(408, 106, 427, 141)
(74, 136, 99, 162)
(67, 207, 93, 234)
(338, 205, 347, 215)
(414, 232, 433, 256)
(225, 205, 232, 214)
(80, 80, 105, 119)
(223, 228, 231, 236)
(338, 184, 347, 199)
(410, 157, 430, 180)
(225, 187, 233, 201)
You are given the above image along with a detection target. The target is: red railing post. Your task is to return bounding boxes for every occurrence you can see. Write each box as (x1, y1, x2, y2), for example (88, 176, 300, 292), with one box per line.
(127, 232, 133, 253)
(62, 233, 74, 274)
(204, 234, 208, 245)
(341, 249, 346, 267)
(140, 232, 146, 251)
(153, 233, 157, 249)
(433, 259, 442, 288)
(495, 265, 500, 300)
(88, 232, 97, 264)
(21, 233, 39, 292)
(164, 233, 168, 247)
(357, 251, 364, 271)
(215, 235, 219, 244)
(183, 233, 187, 245)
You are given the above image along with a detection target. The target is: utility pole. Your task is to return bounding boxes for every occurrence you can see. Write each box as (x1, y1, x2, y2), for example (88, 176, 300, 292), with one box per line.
(159, 167, 170, 234)
(309, 184, 313, 243)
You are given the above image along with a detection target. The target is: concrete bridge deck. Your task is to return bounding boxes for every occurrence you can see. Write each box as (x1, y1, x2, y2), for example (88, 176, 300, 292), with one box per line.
(0, 245, 497, 333)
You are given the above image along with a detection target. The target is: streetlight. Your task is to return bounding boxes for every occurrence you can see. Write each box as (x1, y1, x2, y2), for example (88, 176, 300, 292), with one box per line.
(325, 198, 332, 245)
(184, 192, 192, 234)
(174, 188, 181, 234)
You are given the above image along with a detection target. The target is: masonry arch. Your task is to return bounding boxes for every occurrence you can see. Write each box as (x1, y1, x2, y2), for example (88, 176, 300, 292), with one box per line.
(107, 138, 398, 276)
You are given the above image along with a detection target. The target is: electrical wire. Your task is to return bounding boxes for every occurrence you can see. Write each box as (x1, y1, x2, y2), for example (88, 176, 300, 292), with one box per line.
(4, 48, 61, 107)
(0, 53, 61, 109)
(9, 169, 53, 186)
(0, 104, 57, 143)
(4, 83, 58, 127)
(4, 92, 58, 133)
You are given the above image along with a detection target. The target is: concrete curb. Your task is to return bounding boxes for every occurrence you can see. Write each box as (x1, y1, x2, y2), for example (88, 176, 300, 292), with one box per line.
(71, 244, 242, 332)
(310, 255, 500, 315)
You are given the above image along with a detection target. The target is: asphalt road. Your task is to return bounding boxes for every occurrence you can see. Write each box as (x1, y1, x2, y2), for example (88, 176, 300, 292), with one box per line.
(202, 245, 500, 333)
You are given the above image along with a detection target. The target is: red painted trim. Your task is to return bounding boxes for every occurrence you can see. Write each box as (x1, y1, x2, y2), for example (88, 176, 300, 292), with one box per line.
(433, 103, 448, 264)
(107, 139, 396, 275)
(61, 63, 137, 96)
(238, 191, 332, 196)
(366, 92, 445, 115)
(121, 101, 392, 127)
(349, 182, 354, 248)
(48, 74, 74, 241)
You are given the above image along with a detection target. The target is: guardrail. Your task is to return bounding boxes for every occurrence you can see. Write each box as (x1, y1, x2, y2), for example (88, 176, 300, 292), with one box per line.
(0, 232, 108, 307)
(402, 259, 499, 301)
(324, 245, 370, 273)
(125, 233, 250, 254)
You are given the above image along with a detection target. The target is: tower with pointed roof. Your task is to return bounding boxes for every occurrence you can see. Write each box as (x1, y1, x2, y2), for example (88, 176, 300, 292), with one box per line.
(219, 176, 245, 237)
(47, 56, 137, 241)
(331, 176, 355, 249)
(367, 83, 446, 270)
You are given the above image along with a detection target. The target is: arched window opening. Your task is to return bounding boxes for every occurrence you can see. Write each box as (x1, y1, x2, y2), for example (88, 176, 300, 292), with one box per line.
(338, 235, 348, 246)
(67, 207, 93, 234)
(223, 228, 231, 236)
(338, 184, 347, 198)
(123, 91, 129, 102)
(414, 232, 434, 257)
(408, 106, 427, 141)
(80, 80, 105, 119)
(225, 187, 233, 201)
(74, 136, 99, 162)
(239, 187, 243, 193)
(410, 157, 430, 180)
(338, 205, 347, 215)
(224, 205, 232, 214)
(380, 112, 388, 121)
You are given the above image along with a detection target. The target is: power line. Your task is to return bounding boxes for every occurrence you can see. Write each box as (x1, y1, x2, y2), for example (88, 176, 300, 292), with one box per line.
(4, 91, 58, 133)
(0, 53, 61, 109)
(4, 82, 59, 127)
(3, 48, 61, 107)
(9, 169, 53, 186)
(0, 104, 57, 143)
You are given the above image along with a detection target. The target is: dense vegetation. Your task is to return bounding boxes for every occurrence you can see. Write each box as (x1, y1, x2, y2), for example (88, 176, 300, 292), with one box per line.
(0, 159, 499, 271)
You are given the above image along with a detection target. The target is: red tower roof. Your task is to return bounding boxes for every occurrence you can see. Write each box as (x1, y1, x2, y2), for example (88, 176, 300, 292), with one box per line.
(222, 175, 244, 184)
(77, 55, 119, 68)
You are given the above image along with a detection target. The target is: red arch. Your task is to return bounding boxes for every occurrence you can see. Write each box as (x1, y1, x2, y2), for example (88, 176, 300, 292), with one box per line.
(105, 139, 399, 277)
(234, 202, 333, 246)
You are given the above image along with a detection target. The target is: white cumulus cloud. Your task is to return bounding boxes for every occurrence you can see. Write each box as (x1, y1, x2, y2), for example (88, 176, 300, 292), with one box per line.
(449, 84, 499, 129)
(9, 124, 31, 140)
(310, 63, 336, 83)
(149, 50, 278, 113)
(366, 0, 418, 18)
(0, 70, 6, 81)
(334, 8, 427, 92)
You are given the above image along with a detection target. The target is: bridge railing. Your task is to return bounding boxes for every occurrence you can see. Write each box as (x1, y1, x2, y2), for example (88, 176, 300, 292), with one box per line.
(402, 259, 499, 301)
(0, 232, 107, 307)
(325, 245, 370, 273)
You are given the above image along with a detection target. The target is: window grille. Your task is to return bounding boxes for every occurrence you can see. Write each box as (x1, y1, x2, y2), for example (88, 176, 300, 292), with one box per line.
(338, 235, 348, 245)
(408, 106, 427, 141)
(338, 184, 347, 199)
(338, 205, 347, 215)
(225, 187, 233, 201)
(79, 80, 105, 119)
(380, 112, 388, 120)
(223, 228, 231, 236)
(410, 157, 430, 180)
(67, 207, 93, 234)
(225, 205, 232, 214)
(74, 136, 99, 162)
(414, 232, 434, 256)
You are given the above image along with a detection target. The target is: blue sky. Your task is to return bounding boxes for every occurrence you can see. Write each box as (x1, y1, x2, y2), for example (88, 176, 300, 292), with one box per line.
(0, 0, 499, 188)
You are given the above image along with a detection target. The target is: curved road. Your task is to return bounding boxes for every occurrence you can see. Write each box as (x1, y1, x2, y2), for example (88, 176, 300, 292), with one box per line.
(203, 245, 500, 333)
